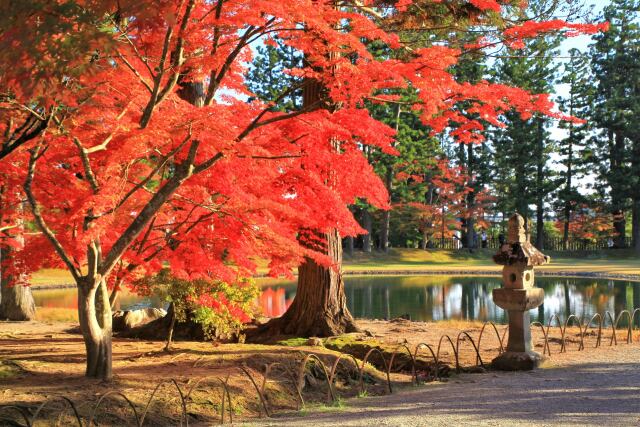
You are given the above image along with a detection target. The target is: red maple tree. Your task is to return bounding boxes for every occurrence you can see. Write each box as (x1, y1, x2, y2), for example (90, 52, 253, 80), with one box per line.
(0, 0, 606, 379)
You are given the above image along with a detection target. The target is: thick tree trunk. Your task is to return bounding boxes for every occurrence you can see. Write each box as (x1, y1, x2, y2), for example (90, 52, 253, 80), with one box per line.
(465, 216, 475, 249)
(249, 230, 357, 339)
(0, 245, 35, 321)
(78, 278, 112, 380)
(613, 207, 627, 248)
(249, 37, 357, 340)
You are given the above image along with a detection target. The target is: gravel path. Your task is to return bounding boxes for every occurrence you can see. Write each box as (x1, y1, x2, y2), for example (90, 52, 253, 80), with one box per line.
(248, 346, 640, 426)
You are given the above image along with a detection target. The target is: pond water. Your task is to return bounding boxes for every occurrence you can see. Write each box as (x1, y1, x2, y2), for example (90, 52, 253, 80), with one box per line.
(33, 275, 640, 325)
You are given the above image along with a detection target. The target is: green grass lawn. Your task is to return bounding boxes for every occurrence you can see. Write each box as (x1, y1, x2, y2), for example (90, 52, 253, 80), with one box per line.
(343, 248, 640, 276)
(29, 248, 640, 286)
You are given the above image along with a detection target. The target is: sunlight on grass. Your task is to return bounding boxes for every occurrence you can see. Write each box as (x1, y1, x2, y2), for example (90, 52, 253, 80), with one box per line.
(30, 269, 74, 286)
(35, 307, 78, 323)
(31, 248, 640, 288)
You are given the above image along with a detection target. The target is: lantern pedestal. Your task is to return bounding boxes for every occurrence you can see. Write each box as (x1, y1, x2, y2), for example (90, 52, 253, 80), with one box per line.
(490, 214, 549, 371)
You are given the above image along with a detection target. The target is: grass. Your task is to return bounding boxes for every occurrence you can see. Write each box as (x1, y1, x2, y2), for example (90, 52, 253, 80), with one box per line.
(34, 307, 78, 322)
(277, 337, 311, 346)
(28, 248, 640, 288)
(342, 248, 640, 276)
(30, 268, 74, 286)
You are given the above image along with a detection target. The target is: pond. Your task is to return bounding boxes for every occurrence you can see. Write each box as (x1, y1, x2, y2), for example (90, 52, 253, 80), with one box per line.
(33, 275, 640, 325)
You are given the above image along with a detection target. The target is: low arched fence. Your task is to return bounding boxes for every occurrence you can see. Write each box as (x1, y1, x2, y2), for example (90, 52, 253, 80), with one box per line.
(1, 309, 639, 425)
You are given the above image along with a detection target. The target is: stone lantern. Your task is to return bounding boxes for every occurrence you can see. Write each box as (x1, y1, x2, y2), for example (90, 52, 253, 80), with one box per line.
(492, 213, 549, 371)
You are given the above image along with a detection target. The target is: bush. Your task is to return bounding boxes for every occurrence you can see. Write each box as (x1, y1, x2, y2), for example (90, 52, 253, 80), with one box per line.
(135, 270, 260, 340)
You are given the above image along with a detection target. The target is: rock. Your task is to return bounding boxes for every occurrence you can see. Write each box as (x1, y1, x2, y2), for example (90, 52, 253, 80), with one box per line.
(363, 329, 374, 337)
(113, 308, 166, 332)
(307, 337, 324, 347)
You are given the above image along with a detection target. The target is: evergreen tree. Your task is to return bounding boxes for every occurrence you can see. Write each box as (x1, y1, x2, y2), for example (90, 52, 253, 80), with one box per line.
(451, 46, 492, 249)
(556, 49, 593, 249)
(491, 1, 562, 249)
(245, 37, 302, 112)
(590, 0, 640, 250)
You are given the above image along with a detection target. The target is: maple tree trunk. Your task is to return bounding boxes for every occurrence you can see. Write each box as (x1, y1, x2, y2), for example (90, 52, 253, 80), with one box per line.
(0, 236, 35, 321)
(250, 229, 357, 338)
(78, 277, 112, 380)
(0, 282, 35, 321)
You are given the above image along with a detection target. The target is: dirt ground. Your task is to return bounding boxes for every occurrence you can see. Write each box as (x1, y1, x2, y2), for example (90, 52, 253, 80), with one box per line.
(1, 319, 638, 426)
(256, 342, 640, 426)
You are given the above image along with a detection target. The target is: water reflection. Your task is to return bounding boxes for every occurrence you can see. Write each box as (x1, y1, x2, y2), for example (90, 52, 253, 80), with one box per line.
(32, 276, 640, 326)
(259, 276, 640, 325)
(32, 288, 165, 312)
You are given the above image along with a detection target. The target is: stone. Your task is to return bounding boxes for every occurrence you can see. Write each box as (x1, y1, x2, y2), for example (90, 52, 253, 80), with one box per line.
(491, 213, 548, 371)
(507, 213, 527, 243)
(307, 337, 324, 347)
(113, 308, 167, 332)
(491, 351, 542, 371)
(493, 288, 544, 311)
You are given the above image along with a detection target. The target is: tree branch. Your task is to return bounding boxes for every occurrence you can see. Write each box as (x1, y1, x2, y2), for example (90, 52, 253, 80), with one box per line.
(72, 138, 100, 193)
(24, 143, 81, 282)
(99, 138, 200, 277)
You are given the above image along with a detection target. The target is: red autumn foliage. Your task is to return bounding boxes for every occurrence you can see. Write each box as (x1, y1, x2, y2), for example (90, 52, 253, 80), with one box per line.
(555, 205, 616, 241)
(0, 1, 606, 337)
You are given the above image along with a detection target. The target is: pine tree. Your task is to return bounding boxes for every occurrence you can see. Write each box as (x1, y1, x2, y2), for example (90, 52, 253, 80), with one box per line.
(245, 37, 302, 112)
(451, 46, 491, 249)
(590, 0, 640, 250)
(491, 2, 562, 249)
(556, 49, 593, 249)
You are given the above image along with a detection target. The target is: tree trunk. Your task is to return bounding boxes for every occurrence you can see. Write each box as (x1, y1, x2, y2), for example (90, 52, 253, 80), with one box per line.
(421, 228, 428, 250)
(249, 230, 357, 339)
(379, 140, 394, 253)
(0, 243, 35, 321)
(362, 209, 372, 253)
(78, 278, 112, 380)
(613, 207, 627, 248)
(611, 131, 627, 248)
(109, 285, 120, 311)
(633, 197, 640, 253)
(465, 142, 475, 250)
(248, 31, 357, 340)
(535, 118, 545, 250)
(379, 209, 391, 252)
(465, 216, 475, 249)
(379, 168, 392, 252)
(345, 235, 354, 257)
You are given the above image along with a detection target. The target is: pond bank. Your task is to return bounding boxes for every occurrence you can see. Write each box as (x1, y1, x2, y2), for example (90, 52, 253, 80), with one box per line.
(30, 268, 640, 290)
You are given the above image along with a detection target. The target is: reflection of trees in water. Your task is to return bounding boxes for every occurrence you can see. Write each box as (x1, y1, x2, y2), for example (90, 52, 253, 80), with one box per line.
(33, 277, 640, 325)
(338, 277, 640, 324)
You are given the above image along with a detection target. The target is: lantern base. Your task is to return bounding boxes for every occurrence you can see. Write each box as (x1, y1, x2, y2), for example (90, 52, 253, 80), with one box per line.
(491, 350, 544, 371)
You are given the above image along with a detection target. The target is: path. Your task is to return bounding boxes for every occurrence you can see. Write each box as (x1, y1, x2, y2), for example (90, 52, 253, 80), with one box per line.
(250, 346, 640, 426)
